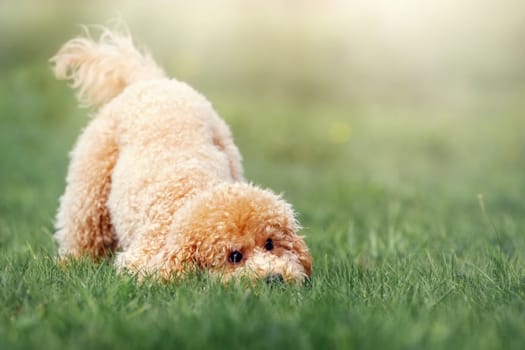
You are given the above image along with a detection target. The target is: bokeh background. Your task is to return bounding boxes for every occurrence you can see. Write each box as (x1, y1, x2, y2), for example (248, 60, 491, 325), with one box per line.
(2, 1, 525, 193)
(1, 1, 525, 348)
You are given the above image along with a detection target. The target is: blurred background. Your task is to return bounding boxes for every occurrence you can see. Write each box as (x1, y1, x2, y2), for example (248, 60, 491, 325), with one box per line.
(1, 0, 524, 253)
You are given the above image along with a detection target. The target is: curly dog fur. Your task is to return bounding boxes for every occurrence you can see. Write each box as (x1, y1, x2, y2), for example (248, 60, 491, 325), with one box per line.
(51, 28, 312, 283)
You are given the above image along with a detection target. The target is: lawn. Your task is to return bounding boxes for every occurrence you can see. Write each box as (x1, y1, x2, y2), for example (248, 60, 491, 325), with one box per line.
(1, 2, 525, 349)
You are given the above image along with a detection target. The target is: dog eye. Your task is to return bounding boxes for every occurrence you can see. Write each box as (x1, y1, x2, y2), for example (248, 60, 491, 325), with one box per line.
(228, 251, 243, 264)
(264, 238, 274, 251)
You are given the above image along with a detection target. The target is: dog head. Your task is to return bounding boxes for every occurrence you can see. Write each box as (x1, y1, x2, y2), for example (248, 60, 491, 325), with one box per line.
(167, 183, 312, 283)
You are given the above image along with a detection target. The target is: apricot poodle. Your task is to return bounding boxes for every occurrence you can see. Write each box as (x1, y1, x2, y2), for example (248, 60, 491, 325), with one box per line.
(51, 28, 312, 283)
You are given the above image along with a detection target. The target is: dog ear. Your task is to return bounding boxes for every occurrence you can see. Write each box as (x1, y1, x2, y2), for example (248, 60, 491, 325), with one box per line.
(168, 242, 201, 275)
(280, 216, 312, 276)
(292, 236, 312, 276)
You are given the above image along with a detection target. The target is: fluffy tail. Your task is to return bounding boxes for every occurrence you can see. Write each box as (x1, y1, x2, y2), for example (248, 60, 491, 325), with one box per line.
(50, 27, 166, 108)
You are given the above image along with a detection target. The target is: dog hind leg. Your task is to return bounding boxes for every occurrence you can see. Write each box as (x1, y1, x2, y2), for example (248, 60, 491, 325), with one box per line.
(55, 115, 119, 258)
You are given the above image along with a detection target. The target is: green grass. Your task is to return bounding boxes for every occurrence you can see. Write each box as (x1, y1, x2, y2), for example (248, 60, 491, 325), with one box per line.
(1, 8, 525, 349)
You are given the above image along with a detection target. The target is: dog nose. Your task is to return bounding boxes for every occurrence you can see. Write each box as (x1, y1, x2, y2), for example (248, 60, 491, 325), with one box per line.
(264, 273, 284, 284)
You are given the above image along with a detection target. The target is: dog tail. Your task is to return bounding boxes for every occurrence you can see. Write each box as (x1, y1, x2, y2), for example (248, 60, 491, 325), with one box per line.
(50, 27, 166, 108)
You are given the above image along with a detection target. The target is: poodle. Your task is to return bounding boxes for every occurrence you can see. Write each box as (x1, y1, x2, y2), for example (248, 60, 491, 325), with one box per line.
(51, 28, 312, 283)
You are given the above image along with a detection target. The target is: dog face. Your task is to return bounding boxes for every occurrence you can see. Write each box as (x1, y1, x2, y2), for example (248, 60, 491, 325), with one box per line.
(168, 183, 312, 283)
